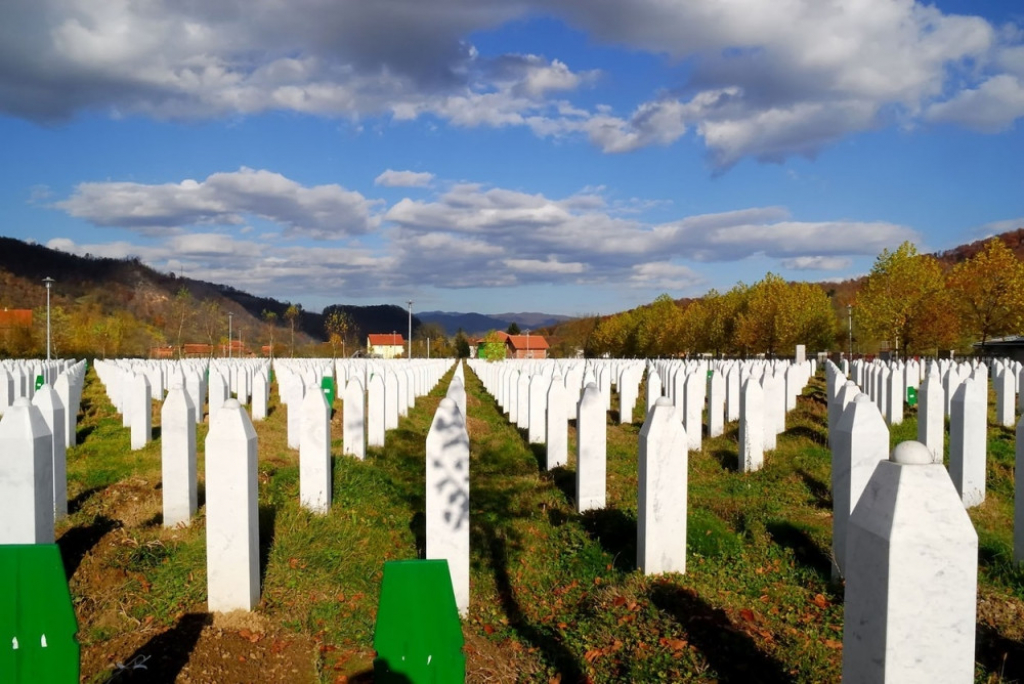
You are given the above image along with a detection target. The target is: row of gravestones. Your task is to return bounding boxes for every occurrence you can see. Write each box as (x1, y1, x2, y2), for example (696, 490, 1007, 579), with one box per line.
(83, 357, 454, 612)
(469, 356, 814, 490)
(472, 354, 984, 682)
(824, 357, 989, 681)
(0, 360, 87, 543)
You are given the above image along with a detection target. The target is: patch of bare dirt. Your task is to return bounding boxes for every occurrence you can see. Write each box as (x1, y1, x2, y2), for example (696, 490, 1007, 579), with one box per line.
(84, 615, 318, 683)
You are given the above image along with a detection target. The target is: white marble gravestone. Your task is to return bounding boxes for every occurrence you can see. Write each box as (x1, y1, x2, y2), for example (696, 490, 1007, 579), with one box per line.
(0, 398, 55, 544)
(130, 373, 152, 451)
(917, 368, 945, 463)
(638, 398, 688, 575)
(162, 382, 197, 527)
(425, 398, 470, 616)
(343, 377, 366, 460)
(367, 372, 386, 448)
(528, 374, 549, 444)
(546, 374, 568, 469)
(251, 371, 268, 421)
(299, 384, 331, 513)
(842, 441, 977, 684)
(205, 399, 260, 612)
(32, 385, 67, 521)
(738, 377, 764, 473)
(949, 379, 987, 508)
(831, 393, 889, 579)
(706, 370, 725, 438)
(576, 383, 607, 512)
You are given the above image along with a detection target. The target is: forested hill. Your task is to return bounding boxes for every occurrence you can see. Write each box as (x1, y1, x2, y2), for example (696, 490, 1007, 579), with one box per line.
(0, 236, 417, 356)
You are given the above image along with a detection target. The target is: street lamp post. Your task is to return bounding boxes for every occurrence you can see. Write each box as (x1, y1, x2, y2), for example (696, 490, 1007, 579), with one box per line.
(228, 313, 233, 358)
(847, 304, 853, 359)
(43, 277, 54, 361)
(407, 300, 413, 360)
(525, 329, 531, 359)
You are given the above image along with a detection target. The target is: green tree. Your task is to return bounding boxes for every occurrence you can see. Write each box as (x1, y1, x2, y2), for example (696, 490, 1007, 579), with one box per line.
(506, 321, 521, 335)
(324, 309, 352, 358)
(262, 309, 278, 356)
(856, 242, 952, 355)
(479, 330, 507, 360)
(284, 304, 301, 357)
(170, 287, 194, 356)
(737, 274, 835, 355)
(948, 238, 1024, 346)
(454, 329, 470, 358)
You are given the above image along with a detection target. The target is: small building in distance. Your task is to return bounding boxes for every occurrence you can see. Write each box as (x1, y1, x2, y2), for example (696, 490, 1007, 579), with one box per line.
(368, 333, 406, 359)
(505, 333, 548, 359)
(974, 336, 1024, 362)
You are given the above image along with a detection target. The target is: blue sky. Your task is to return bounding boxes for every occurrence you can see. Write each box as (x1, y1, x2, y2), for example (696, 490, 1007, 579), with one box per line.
(1, 1, 1022, 316)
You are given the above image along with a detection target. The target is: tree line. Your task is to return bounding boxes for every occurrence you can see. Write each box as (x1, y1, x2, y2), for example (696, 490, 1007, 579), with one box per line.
(567, 237, 1024, 358)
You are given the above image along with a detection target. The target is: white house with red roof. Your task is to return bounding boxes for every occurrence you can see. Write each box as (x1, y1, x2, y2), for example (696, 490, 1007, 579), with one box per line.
(367, 333, 406, 359)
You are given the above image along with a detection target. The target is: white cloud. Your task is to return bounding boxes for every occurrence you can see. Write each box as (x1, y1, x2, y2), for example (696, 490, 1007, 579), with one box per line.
(628, 262, 703, 290)
(781, 256, 853, 271)
(925, 74, 1024, 132)
(48, 171, 921, 298)
(1, 0, 1020, 167)
(55, 167, 382, 238)
(374, 169, 435, 188)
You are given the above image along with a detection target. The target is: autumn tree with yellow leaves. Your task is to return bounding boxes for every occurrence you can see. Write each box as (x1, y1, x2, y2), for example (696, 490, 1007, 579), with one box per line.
(855, 242, 958, 355)
(947, 237, 1024, 346)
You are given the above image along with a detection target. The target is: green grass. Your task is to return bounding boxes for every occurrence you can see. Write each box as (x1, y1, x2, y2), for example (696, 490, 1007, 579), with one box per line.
(60, 363, 1024, 683)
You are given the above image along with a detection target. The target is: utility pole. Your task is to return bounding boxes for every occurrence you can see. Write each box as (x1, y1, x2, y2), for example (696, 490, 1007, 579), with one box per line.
(228, 312, 233, 358)
(847, 304, 853, 359)
(407, 300, 413, 360)
(43, 277, 54, 361)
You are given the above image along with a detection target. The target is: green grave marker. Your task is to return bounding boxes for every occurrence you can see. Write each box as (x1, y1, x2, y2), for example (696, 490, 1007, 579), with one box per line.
(34, 375, 44, 391)
(373, 559, 464, 683)
(0, 544, 79, 683)
(907, 386, 918, 407)
(321, 377, 336, 407)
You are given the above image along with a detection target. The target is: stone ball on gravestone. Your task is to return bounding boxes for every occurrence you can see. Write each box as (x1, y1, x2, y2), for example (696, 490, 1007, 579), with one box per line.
(891, 440, 932, 465)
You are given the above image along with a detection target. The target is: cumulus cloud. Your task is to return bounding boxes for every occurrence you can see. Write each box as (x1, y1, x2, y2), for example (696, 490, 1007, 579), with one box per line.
(374, 169, 435, 188)
(55, 167, 382, 238)
(48, 171, 920, 299)
(925, 74, 1024, 132)
(781, 256, 853, 271)
(47, 234, 392, 300)
(1, 0, 1020, 166)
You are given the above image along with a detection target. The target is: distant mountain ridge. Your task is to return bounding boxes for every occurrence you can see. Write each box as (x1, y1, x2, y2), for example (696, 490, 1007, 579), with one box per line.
(418, 310, 571, 336)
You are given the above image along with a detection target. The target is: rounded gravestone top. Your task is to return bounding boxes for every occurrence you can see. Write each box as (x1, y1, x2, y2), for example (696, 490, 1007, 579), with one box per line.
(852, 393, 871, 404)
(844, 381, 858, 389)
(223, 398, 241, 410)
(890, 440, 932, 465)
(12, 397, 31, 408)
(653, 397, 674, 409)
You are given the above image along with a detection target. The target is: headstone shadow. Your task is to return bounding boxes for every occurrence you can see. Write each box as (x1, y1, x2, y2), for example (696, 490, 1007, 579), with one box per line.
(710, 448, 739, 472)
(111, 612, 212, 682)
(258, 504, 277, 585)
(546, 466, 576, 507)
(58, 514, 121, 579)
(579, 507, 636, 572)
(765, 520, 832, 582)
(482, 524, 585, 682)
(650, 583, 791, 684)
(784, 424, 826, 445)
(976, 623, 1024, 682)
(796, 469, 832, 509)
(68, 485, 106, 515)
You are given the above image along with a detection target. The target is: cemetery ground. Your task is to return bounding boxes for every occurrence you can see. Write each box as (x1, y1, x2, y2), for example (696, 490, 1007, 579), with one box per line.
(60, 364, 1024, 683)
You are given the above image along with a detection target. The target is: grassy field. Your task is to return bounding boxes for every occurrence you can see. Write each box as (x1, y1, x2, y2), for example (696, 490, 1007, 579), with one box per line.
(56, 362, 1024, 683)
